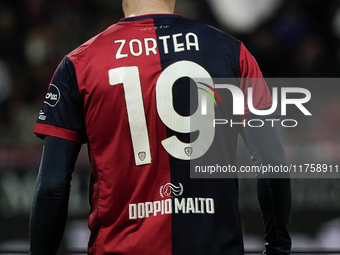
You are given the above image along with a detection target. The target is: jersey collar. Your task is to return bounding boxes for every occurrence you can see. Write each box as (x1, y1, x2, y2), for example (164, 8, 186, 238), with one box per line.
(119, 13, 181, 23)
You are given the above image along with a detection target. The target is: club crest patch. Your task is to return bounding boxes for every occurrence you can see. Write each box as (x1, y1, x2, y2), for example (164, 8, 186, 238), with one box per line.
(138, 152, 146, 161)
(184, 147, 193, 156)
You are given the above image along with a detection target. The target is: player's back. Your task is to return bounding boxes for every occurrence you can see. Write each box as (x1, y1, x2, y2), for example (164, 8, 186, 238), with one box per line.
(67, 14, 248, 255)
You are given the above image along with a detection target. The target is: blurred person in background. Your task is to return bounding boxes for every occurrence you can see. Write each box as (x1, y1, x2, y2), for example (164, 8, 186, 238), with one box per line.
(0, 4, 20, 143)
(30, 0, 291, 254)
(0, 59, 12, 141)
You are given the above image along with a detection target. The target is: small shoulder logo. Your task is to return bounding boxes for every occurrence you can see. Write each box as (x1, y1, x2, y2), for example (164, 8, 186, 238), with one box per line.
(138, 152, 146, 161)
(44, 84, 60, 107)
(38, 110, 46, 121)
(184, 147, 193, 156)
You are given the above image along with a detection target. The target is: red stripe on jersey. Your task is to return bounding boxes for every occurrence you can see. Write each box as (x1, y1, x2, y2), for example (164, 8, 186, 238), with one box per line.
(34, 123, 85, 142)
(239, 43, 273, 119)
(68, 19, 172, 254)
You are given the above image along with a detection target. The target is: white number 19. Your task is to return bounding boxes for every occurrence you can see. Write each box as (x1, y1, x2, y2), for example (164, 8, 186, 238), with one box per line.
(109, 61, 215, 166)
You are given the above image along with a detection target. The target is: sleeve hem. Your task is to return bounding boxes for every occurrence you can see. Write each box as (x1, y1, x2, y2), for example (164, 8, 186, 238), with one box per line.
(34, 123, 86, 143)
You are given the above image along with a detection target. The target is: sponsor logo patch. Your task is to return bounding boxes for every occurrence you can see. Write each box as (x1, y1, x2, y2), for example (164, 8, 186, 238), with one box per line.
(160, 183, 184, 198)
(44, 84, 60, 107)
(38, 110, 46, 121)
(128, 183, 215, 220)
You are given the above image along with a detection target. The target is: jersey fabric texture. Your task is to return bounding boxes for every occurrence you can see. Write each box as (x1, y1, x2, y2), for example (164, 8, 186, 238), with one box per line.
(34, 14, 273, 255)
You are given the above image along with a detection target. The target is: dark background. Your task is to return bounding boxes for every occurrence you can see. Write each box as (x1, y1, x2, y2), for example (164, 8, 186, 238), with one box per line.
(0, 0, 340, 253)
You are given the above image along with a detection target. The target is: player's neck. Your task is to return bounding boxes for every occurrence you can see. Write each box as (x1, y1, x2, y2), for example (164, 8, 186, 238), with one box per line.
(124, 1, 175, 17)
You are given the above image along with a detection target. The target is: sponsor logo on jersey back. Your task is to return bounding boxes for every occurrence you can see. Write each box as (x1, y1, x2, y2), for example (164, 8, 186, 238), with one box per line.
(129, 182, 215, 220)
(160, 183, 183, 198)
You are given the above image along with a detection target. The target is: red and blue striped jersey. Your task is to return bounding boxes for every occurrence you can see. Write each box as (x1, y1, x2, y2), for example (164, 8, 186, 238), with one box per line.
(34, 14, 272, 255)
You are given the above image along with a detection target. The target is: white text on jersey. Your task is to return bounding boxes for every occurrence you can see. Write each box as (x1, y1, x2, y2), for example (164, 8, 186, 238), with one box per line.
(115, 32, 200, 59)
(129, 197, 215, 220)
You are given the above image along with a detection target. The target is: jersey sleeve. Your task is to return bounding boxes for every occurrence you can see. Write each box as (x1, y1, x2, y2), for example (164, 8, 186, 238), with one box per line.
(239, 43, 274, 120)
(34, 56, 86, 143)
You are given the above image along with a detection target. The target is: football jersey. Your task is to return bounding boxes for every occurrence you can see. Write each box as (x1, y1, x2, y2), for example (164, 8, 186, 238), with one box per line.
(34, 14, 273, 255)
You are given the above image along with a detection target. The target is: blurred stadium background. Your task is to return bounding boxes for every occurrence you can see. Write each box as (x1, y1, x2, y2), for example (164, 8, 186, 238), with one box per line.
(0, 0, 340, 254)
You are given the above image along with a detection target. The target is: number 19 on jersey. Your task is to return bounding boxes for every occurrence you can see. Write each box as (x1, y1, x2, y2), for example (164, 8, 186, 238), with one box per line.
(109, 61, 215, 166)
